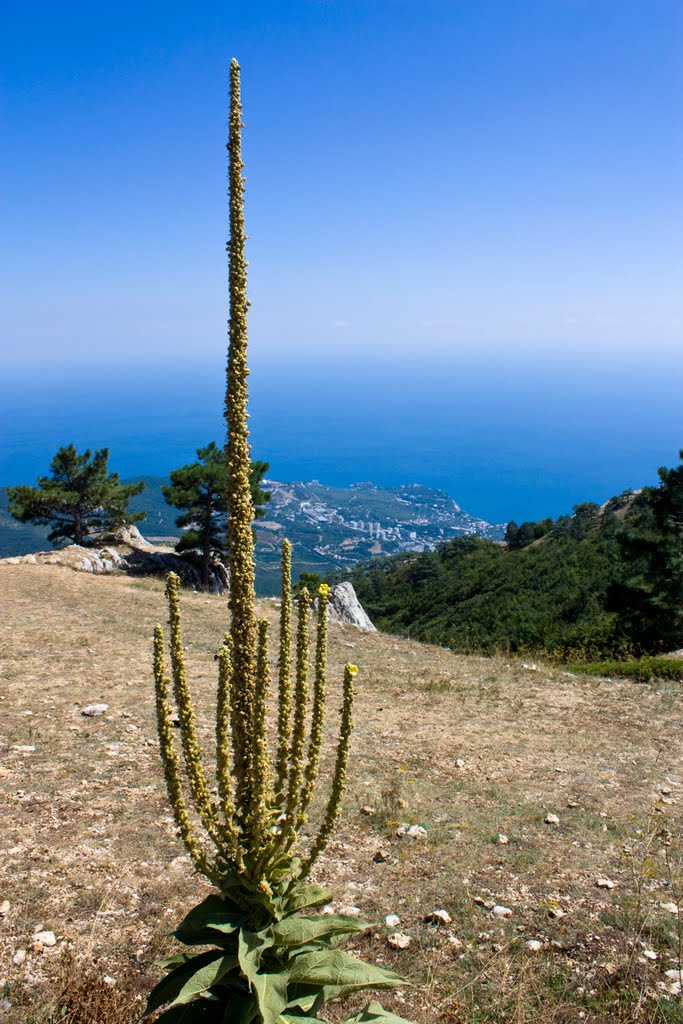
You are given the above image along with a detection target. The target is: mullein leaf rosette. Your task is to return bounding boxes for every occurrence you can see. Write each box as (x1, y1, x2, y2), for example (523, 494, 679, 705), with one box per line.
(148, 59, 412, 1024)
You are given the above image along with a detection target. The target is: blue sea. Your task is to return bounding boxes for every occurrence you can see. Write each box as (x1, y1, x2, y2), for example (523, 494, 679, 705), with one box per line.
(1, 352, 681, 526)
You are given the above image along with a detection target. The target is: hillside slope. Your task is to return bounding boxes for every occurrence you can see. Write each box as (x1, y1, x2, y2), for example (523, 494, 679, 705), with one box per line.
(1, 477, 505, 594)
(1, 562, 682, 1021)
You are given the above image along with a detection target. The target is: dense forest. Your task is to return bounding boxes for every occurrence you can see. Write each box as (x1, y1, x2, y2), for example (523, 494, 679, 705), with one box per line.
(348, 451, 683, 660)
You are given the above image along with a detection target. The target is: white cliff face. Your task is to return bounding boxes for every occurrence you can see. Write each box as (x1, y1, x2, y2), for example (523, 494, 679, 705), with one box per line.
(327, 582, 376, 632)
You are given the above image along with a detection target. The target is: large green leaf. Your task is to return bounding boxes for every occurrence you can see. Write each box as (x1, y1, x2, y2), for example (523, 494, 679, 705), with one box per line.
(287, 950, 404, 993)
(343, 1000, 415, 1024)
(249, 969, 289, 1024)
(145, 950, 238, 1015)
(175, 895, 247, 946)
(272, 915, 370, 950)
(237, 929, 287, 1024)
(237, 928, 274, 979)
(281, 884, 331, 917)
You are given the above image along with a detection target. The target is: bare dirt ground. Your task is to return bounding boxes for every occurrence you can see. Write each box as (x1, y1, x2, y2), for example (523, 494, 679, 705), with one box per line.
(1, 563, 682, 1023)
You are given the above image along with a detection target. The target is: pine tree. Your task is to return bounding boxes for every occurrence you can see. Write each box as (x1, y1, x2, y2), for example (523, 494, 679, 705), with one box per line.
(163, 441, 270, 589)
(7, 444, 145, 546)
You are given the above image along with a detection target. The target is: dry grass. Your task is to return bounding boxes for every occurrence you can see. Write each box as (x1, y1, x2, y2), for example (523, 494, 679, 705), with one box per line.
(1, 563, 682, 1022)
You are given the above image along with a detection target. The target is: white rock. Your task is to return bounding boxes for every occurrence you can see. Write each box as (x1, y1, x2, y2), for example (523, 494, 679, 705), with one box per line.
(526, 939, 542, 952)
(12, 949, 26, 966)
(643, 949, 658, 960)
(547, 907, 566, 920)
(455, 758, 466, 769)
(492, 905, 512, 918)
(498, 834, 509, 845)
(385, 914, 401, 928)
(81, 704, 109, 717)
(0, 900, 10, 916)
(665, 969, 683, 983)
(326, 583, 376, 632)
(425, 909, 452, 925)
(661, 902, 679, 915)
(34, 930, 56, 947)
(521, 663, 539, 671)
(447, 934, 462, 949)
(596, 878, 615, 889)
(102, 975, 116, 987)
(544, 814, 560, 825)
(387, 932, 411, 950)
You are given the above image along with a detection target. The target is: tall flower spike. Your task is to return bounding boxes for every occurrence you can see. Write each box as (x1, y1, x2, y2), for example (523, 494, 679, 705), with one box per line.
(300, 663, 356, 878)
(165, 575, 233, 861)
(297, 583, 329, 827)
(152, 59, 361, 896)
(225, 57, 258, 840)
(216, 639, 243, 865)
(275, 539, 293, 796)
(252, 618, 273, 846)
(153, 624, 215, 881)
(282, 588, 311, 844)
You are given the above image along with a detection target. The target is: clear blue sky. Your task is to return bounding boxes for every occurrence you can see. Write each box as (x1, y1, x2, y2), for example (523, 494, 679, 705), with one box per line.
(2, 0, 682, 368)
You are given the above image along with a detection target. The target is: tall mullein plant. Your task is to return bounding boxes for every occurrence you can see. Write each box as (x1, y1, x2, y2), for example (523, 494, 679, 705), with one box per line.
(147, 60, 413, 1024)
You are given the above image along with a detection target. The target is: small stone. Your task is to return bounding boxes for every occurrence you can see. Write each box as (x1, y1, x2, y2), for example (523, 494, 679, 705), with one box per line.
(526, 939, 542, 952)
(322, 903, 361, 917)
(492, 905, 512, 918)
(596, 878, 615, 889)
(447, 934, 462, 948)
(661, 902, 679, 915)
(547, 907, 566, 920)
(12, 949, 26, 966)
(396, 823, 427, 838)
(385, 914, 400, 928)
(665, 969, 683, 983)
(643, 949, 657, 960)
(521, 663, 539, 671)
(169, 712, 180, 728)
(455, 758, 465, 769)
(373, 849, 390, 863)
(0, 900, 10, 916)
(102, 976, 116, 987)
(544, 814, 560, 825)
(497, 834, 509, 845)
(81, 704, 109, 717)
(33, 930, 56, 949)
(567, 800, 579, 808)
(661, 787, 672, 795)
(360, 805, 376, 815)
(388, 932, 411, 950)
(425, 909, 452, 925)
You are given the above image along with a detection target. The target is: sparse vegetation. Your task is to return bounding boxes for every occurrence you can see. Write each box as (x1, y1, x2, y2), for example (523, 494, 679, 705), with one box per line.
(2, 563, 683, 1022)
(569, 657, 683, 683)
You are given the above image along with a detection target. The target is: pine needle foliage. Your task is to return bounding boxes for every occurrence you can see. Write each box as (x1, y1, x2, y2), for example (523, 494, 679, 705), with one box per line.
(148, 60, 413, 1024)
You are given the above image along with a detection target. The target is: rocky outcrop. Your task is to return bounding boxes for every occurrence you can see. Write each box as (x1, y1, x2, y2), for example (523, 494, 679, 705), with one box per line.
(0, 524, 229, 594)
(327, 582, 376, 632)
